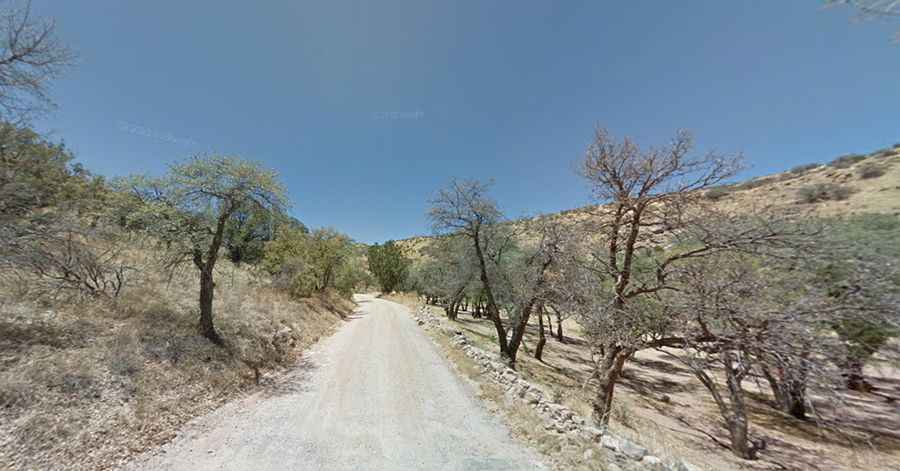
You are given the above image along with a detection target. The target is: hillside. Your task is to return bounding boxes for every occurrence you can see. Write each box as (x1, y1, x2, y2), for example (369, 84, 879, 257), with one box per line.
(390, 144, 900, 470)
(0, 255, 354, 470)
(397, 145, 900, 257)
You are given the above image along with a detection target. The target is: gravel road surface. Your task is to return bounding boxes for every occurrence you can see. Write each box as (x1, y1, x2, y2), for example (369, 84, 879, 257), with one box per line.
(126, 294, 544, 471)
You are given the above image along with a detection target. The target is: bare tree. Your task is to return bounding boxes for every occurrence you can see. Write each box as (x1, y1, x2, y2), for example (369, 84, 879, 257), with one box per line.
(0, 215, 131, 300)
(0, 1, 74, 123)
(663, 252, 808, 459)
(828, 0, 900, 17)
(556, 128, 743, 425)
(429, 179, 513, 358)
(826, 0, 900, 40)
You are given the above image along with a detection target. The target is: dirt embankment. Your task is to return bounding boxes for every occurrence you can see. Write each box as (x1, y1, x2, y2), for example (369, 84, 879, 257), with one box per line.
(0, 262, 353, 471)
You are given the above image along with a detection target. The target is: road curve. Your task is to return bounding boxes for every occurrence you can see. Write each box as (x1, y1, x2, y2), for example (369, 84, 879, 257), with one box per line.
(126, 295, 544, 471)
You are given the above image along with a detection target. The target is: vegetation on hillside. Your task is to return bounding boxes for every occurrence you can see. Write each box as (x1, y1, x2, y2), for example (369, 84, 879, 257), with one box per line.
(0, 5, 371, 468)
(410, 128, 900, 462)
(367, 240, 410, 293)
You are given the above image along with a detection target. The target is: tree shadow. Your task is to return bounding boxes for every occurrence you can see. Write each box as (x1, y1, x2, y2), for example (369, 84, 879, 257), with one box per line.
(259, 355, 320, 398)
(0, 318, 92, 363)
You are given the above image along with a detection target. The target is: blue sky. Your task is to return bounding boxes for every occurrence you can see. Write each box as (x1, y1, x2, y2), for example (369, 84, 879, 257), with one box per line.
(32, 1, 900, 243)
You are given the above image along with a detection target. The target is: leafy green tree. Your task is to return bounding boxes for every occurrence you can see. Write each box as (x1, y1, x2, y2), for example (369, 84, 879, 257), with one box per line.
(224, 210, 305, 265)
(420, 235, 478, 320)
(817, 214, 900, 391)
(367, 241, 410, 293)
(0, 123, 104, 220)
(262, 226, 365, 298)
(116, 155, 288, 344)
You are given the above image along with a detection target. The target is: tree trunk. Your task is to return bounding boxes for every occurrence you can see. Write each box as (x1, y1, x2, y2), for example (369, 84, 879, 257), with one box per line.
(445, 287, 466, 321)
(555, 311, 564, 342)
(199, 268, 222, 345)
(845, 358, 871, 392)
(726, 416, 754, 459)
(445, 302, 458, 321)
(761, 365, 808, 420)
(535, 305, 547, 362)
(593, 345, 630, 425)
(723, 351, 760, 459)
(194, 210, 231, 346)
(472, 233, 508, 356)
(505, 299, 541, 368)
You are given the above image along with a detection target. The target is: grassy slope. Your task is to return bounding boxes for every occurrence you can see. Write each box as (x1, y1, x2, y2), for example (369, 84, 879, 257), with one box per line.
(397, 148, 900, 258)
(0, 255, 354, 470)
(392, 148, 900, 470)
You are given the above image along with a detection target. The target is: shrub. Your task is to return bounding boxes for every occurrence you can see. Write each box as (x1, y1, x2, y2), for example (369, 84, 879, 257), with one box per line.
(262, 226, 367, 299)
(789, 163, 820, 174)
(857, 163, 886, 179)
(705, 186, 733, 200)
(734, 177, 772, 191)
(0, 219, 131, 300)
(829, 154, 867, 169)
(797, 183, 854, 203)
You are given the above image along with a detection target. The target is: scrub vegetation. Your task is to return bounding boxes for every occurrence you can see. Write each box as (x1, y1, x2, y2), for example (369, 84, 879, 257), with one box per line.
(402, 129, 900, 468)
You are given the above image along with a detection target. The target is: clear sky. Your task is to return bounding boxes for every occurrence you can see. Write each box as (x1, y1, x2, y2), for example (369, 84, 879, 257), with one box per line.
(31, 1, 900, 243)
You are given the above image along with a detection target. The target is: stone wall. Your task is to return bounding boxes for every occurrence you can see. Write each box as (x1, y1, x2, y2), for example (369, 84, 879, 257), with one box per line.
(413, 305, 702, 471)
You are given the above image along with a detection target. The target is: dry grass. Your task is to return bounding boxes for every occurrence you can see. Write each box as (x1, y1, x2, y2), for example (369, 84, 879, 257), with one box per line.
(390, 293, 900, 471)
(0, 255, 352, 471)
(397, 150, 900, 259)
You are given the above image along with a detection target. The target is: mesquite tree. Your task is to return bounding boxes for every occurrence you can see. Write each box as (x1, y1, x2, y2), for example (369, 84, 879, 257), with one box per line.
(429, 179, 513, 356)
(117, 156, 287, 344)
(665, 252, 814, 459)
(668, 222, 897, 459)
(421, 235, 478, 320)
(557, 128, 742, 425)
(818, 214, 900, 391)
(491, 219, 564, 367)
(428, 180, 564, 367)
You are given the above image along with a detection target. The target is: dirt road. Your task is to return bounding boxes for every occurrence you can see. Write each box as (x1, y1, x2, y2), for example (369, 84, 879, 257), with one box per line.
(126, 295, 543, 471)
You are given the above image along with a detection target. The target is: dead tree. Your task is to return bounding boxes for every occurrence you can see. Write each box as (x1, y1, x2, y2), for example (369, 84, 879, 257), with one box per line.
(557, 128, 742, 425)
(0, 1, 74, 122)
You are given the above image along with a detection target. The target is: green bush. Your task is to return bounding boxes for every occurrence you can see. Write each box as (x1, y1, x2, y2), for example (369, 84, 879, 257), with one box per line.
(857, 163, 886, 180)
(789, 163, 820, 174)
(734, 177, 772, 191)
(829, 154, 867, 169)
(262, 226, 367, 299)
(797, 183, 854, 203)
(704, 186, 733, 201)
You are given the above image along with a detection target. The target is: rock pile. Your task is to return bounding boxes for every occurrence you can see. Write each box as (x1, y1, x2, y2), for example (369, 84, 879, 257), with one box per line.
(413, 306, 702, 471)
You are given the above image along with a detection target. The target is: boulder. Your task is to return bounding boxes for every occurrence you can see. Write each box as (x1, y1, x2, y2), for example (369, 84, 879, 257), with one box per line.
(601, 434, 621, 452)
(670, 460, 704, 471)
(639, 455, 665, 470)
(619, 438, 648, 460)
